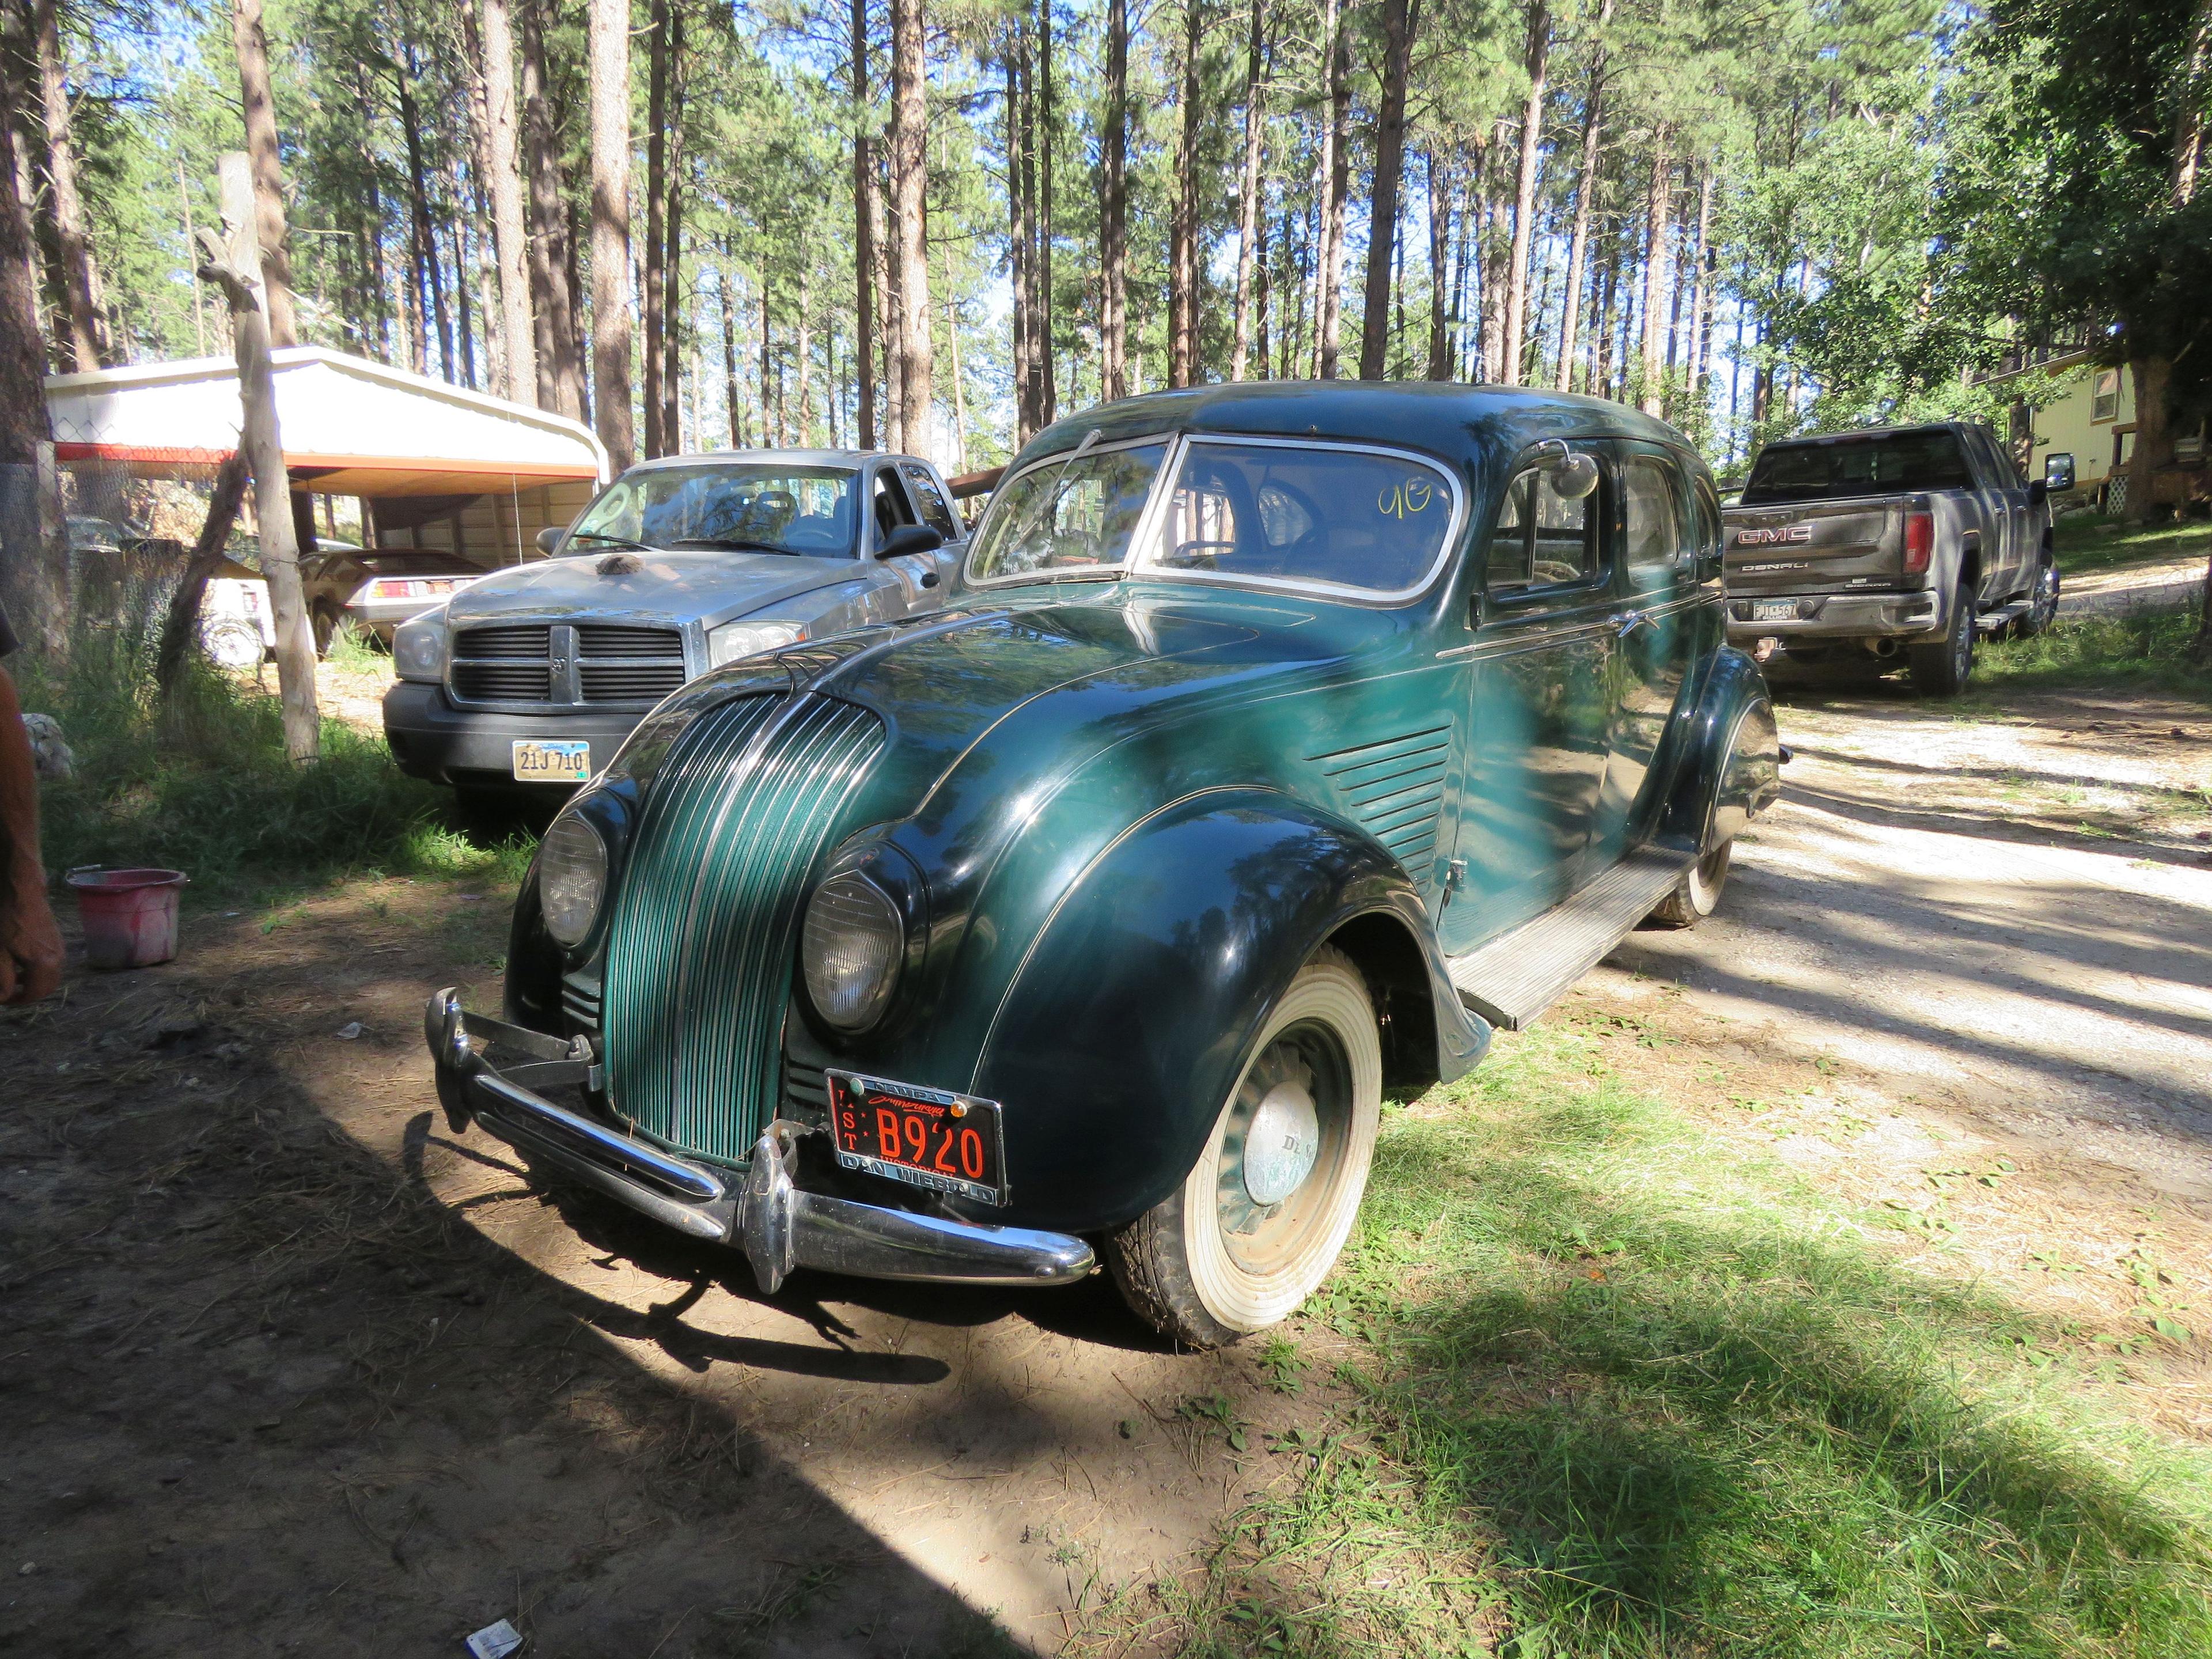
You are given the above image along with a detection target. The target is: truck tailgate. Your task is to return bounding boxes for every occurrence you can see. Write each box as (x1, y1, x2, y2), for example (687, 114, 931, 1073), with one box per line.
(1722, 498, 1902, 593)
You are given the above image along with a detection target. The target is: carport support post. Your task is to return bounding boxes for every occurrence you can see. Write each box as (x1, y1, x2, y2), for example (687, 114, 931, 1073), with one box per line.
(196, 152, 319, 764)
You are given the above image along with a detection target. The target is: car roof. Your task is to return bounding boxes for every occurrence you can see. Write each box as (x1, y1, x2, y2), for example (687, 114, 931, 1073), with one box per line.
(1010, 381, 1693, 472)
(624, 448, 930, 472)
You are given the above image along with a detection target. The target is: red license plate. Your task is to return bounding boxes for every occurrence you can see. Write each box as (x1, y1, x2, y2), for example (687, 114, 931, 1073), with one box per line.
(825, 1071, 1007, 1206)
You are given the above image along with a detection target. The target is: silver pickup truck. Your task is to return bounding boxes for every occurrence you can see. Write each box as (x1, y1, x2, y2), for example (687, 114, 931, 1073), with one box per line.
(1722, 421, 2067, 696)
(384, 448, 966, 811)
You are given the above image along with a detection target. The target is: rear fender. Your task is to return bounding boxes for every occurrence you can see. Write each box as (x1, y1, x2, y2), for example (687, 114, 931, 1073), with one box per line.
(972, 791, 1489, 1234)
(1660, 647, 1781, 855)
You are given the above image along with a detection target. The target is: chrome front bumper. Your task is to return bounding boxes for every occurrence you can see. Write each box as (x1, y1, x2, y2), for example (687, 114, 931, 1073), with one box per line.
(423, 990, 1095, 1294)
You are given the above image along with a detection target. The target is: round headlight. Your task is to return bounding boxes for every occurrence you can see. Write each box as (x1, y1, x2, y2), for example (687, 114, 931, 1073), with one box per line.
(801, 870, 904, 1032)
(538, 810, 608, 949)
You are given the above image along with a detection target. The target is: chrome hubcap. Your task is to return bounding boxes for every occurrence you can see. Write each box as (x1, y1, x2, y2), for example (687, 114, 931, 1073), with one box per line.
(1243, 1081, 1321, 1206)
(1217, 1027, 1347, 1262)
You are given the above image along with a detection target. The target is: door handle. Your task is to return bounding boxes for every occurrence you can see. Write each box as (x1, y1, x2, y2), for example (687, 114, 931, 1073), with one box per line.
(1610, 610, 1651, 637)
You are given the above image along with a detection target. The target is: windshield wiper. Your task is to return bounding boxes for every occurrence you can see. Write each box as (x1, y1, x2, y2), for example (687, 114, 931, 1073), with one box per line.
(666, 537, 796, 554)
(568, 531, 650, 551)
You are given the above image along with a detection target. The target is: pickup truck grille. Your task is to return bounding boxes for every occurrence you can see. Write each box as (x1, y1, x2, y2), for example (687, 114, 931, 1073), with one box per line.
(449, 621, 690, 709)
(600, 693, 887, 1165)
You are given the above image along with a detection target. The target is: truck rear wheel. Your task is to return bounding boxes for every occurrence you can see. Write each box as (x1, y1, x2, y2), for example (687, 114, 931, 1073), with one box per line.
(1908, 578, 1975, 698)
(1107, 946, 1381, 1350)
(2016, 551, 2059, 638)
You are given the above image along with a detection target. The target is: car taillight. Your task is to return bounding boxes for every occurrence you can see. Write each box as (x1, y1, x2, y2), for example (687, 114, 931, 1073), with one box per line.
(369, 578, 430, 600)
(1903, 508, 1933, 575)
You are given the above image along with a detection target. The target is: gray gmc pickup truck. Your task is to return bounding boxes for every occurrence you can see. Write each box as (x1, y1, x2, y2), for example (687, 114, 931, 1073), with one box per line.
(1721, 422, 2067, 696)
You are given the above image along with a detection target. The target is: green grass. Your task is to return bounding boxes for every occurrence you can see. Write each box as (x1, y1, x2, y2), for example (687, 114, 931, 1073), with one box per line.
(1153, 1022, 2212, 1658)
(2051, 513, 2211, 580)
(323, 617, 387, 671)
(1964, 603, 2212, 704)
(14, 623, 533, 895)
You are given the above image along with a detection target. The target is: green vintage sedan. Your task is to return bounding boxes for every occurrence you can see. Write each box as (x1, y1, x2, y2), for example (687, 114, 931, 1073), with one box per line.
(427, 383, 1779, 1347)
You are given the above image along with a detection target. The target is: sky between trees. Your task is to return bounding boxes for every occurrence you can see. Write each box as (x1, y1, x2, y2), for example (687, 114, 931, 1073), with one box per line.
(14, 0, 2212, 481)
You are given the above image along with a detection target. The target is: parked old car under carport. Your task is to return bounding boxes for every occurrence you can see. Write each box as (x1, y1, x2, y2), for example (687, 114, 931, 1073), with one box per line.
(426, 382, 1780, 1348)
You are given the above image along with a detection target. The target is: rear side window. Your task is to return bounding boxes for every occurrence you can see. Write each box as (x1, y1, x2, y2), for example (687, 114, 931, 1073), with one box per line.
(1147, 441, 1459, 596)
(1621, 456, 1695, 591)
(1486, 465, 1598, 594)
(900, 463, 960, 540)
(1742, 430, 1971, 505)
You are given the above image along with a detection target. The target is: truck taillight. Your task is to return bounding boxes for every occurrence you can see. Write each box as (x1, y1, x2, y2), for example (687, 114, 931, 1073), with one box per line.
(1903, 509, 1934, 575)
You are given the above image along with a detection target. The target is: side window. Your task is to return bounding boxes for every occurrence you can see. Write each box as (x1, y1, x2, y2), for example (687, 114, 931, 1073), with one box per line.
(872, 470, 915, 543)
(1692, 473, 1723, 562)
(1620, 456, 1690, 591)
(900, 463, 960, 541)
(1485, 463, 1598, 597)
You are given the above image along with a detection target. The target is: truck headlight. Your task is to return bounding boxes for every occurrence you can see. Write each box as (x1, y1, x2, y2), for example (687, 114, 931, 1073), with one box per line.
(538, 810, 609, 949)
(801, 870, 904, 1031)
(392, 609, 449, 681)
(708, 619, 805, 668)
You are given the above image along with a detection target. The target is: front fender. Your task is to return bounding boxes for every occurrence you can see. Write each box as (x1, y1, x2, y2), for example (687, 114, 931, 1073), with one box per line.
(972, 791, 1488, 1234)
(1662, 646, 1781, 853)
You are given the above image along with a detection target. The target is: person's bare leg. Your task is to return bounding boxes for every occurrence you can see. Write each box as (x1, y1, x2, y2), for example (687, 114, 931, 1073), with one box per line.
(0, 663, 62, 1002)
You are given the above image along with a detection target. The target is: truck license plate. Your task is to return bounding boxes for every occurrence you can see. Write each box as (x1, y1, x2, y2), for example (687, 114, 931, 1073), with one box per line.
(1751, 599, 1797, 622)
(827, 1070, 1008, 1206)
(512, 740, 590, 782)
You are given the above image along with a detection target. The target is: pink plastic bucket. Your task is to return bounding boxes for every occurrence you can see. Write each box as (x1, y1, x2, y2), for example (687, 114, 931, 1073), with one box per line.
(66, 866, 189, 970)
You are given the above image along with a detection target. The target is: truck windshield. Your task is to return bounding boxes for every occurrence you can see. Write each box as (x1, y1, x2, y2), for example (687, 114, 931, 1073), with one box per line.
(1741, 430, 1972, 505)
(567, 463, 859, 558)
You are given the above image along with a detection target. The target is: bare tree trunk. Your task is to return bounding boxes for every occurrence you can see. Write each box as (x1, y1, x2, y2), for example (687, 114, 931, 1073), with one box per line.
(520, 0, 581, 418)
(1425, 147, 1450, 379)
(1637, 129, 1670, 416)
(229, 0, 296, 349)
(156, 453, 249, 699)
(1478, 124, 1506, 380)
(1684, 161, 1714, 403)
(32, 1, 103, 368)
(661, 8, 684, 455)
(0, 13, 62, 653)
(198, 154, 316, 763)
(851, 0, 877, 447)
(1169, 0, 1202, 387)
(1230, 0, 1266, 381)
(396, 71, 452, 379)
(1035, 0, 1055, 425)
(1356, 0, 1411, 380)
(1101, 0, 1128, 400)
(1499, 0, 1548, 387)
(588, 0, 634, 471)
(877, 175, 902, 449)
(1316, 0, 1349, 378)
(718, 254, 743, 446)
(477, 0, 537, 406)
(1554, 1, 1608, 391)
(889, 0, 931, 457)
(642, 0, 669, 457)
(460, 9, 506, 393)
(1007, 29, 1033, 438)
(2127, 355, 2174, 525)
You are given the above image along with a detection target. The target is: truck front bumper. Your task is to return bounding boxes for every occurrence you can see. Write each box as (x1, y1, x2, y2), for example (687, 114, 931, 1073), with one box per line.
(423, 990, 1096, 1294)
(382, 680, 649, 787)
(1725, 589, 1942, 648)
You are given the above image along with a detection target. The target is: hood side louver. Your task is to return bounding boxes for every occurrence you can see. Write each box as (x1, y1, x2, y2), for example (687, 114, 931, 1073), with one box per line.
(1310, 724, 1452, 887)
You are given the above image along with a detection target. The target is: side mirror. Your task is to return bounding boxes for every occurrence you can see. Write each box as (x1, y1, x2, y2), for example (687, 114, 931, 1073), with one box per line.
(877, 523, 944, 561)
(2043, 452, 2075, 493)
(535, 525, 566, 556)
(1532, 438, 1600, 500)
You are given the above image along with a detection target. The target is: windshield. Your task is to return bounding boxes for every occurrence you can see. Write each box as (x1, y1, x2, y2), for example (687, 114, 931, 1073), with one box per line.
(568, 463, 859, 558)
(967, 442, 1168, 580)
(1742, 430, 1971, 505)
(1143, 441, 1458, 596)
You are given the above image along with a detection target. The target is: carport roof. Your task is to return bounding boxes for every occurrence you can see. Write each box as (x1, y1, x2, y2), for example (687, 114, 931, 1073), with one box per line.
(44, 347, 609, 497)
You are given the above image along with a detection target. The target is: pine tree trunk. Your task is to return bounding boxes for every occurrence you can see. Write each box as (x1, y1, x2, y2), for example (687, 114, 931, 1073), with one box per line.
(229, 0, 296, 349)
(477, 0, 537, 406)
(1035, 0, 1055, 425)
(1356, 0, 1411, 380)
(889, 0, 931, 456)
(1478, 124, 1506, 381)
(460, 3, 505, 393)
(1426, 148, 1450, 380)
(1499, 0, 1548, 387)
(1316, 0, 1349, 378)
(1169, 0, 1203, 388)
(1230, 0, 1266, 382)
(0, 20, 62, 654)
(33, 1, 104, 369)
(1554, 6, 1607, 391)
(452, 154, 479, 388)
(1685, 162, 1714, 403)
(661, 9, 684, 454)
(1637, 129, 1670, 416)
(520, 0, 581, 419)
(642, 0, 669, 457)
(1101, 0, 1128, 400)
(1007, 30, 1033, 440)
(396, 73, 453, 379)
(851, 0, 876, 448)
(719, 255, 743, 446)
(588, 0, 635, 471)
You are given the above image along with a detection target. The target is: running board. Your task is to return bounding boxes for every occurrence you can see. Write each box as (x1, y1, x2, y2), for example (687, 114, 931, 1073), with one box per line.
(1446, 847, 1694, 1032)
(1975, 599, 2032, 635)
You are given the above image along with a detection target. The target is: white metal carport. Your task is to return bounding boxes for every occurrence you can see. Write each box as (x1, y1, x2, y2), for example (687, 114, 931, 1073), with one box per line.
(44, 347, 609, 565)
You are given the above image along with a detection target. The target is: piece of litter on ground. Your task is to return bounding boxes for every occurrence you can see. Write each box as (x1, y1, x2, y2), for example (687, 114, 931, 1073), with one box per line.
(464, 1619, 524, 1658)
(457, 893, 483, 902)
(335, 1022, 365, 1040)
(223, 910, 240, 917)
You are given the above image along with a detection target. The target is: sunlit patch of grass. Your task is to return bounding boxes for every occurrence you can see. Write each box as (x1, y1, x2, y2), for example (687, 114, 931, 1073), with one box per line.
(1967, 603, 2212, 704)
(1145, 1020, 2212, 1657)
(2051, 513, 2211, 579)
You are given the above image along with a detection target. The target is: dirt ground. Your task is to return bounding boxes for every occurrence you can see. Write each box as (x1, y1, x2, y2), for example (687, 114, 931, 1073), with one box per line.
(5, 661, 2209, 1654)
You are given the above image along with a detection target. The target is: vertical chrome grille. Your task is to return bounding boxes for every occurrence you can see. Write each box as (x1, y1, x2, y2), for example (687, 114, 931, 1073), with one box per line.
(601, 694, 887, 1164)
(449, 620, 689, 710)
